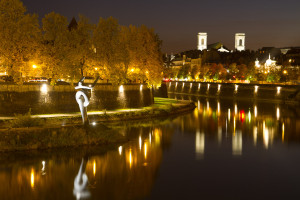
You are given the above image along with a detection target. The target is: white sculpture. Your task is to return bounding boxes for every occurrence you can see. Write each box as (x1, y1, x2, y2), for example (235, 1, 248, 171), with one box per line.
(73, 159, 90, 200)
(75, 77, 99, 125)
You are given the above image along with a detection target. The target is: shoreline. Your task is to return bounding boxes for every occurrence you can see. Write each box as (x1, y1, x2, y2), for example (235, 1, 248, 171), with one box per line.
(0, 98, 195, 152)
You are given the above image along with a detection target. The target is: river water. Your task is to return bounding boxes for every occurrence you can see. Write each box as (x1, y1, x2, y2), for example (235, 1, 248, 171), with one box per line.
(0, 95, 299, 200)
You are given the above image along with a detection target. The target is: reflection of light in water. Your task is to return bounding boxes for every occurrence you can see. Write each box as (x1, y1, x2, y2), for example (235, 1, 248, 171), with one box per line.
(193, 107, 198, 119)
(169, 82, 171, 87)
(144, 143, 147, 159)
(207, 101, 209, 110)
(140, 84, 143, 91)
(129, 150, 133, 168)
(233, 117, 236, 135)
(41, 161, 46, 175)
(197, 100, 200, 110)
(154, 128, 161, 145)
(235, 84, 239, 93)
(217, 102, 220, 115)
(119, 146, 122, 155)
(276, 107, 280, 120)
(253, 126, 257, 146)
(282, 123, 285, 142)
(149, 133, 152, 144)
(235, 104, 238, 115)
(218, 126, 222, 144)
(195, 131, 205, 160)
(254, 85, 258, 93)
(30, 168, 34, 188)
(93, 160, 96, 176)
(218, 84, 221, 92)
(277, 87, 281, 95)
(232, 131, 242, 156)
(248, 111, 251, 123)
(41, 84, 48, 94)
(254, 106, 257, 118)
(182, 82, 185, 90)
(198, 83, 201, 90)
(139, 136, 142, 150)
(190, 83, 192, 88)
(263, 121, 269, 149)
(207, 84, 210, 90)
(175, 82, 178, 88)
(228, 108, 231, 121)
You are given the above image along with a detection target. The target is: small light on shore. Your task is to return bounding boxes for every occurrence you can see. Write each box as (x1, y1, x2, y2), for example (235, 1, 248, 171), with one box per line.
(119, 85, 124, 93)
(92, 122, 96, 126)
(41, 84, 48, 94)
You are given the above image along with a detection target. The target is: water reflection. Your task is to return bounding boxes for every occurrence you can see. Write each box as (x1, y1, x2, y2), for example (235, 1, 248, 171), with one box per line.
(0, 95, 300, 199)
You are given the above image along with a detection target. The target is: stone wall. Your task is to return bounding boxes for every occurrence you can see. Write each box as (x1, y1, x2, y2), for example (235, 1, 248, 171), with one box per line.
(167, 81, 300, 102)
(0, 84, 153, 116)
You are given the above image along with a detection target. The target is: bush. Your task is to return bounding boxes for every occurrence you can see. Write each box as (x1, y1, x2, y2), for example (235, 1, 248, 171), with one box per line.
(10, 109, 43, 128)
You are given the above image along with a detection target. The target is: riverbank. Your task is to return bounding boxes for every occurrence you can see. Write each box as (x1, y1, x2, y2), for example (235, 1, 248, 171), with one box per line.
(0, 98, 195, 152)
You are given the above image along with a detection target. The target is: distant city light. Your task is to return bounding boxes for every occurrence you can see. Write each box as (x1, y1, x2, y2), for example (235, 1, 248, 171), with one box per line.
(32, 64, 37, 69)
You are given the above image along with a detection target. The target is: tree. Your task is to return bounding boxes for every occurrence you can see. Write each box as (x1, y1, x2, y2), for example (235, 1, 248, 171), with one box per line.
(0, 0, 40, 84)
(40, 12, 70, 84)
(67, 15, 95, 81)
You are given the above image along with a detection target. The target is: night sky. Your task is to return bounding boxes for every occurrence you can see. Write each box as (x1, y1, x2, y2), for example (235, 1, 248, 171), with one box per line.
(22, 0, 300, 53)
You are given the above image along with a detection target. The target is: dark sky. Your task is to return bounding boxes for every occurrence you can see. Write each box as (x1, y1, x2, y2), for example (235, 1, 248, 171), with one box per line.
(22, 0, 300, 53)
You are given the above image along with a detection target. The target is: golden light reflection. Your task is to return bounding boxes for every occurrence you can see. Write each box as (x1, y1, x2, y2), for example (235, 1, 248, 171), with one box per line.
(197, 100, 200, 110)
(233, 116, 236, 136)
(139, 136, 142, 150)
(207, 101, 209, 111)
(182, 82, 185, 90)
(263, 121, 269, 149)
(217, 102, 220, 115)
(207, 84, 210, 90)
(235, 104, 238, 115)
(282, 123, 285, 142)
(277, 87, 281, 95)
(175, 82, 178, 88)
(154, 128, 162, 145)
(129, 149, 132, 168)
(228, 108, 231, 121)
(276, 107, 280, 120)
(254, 106, 257, 118)
(190, 83, 192, 88)
(144, 143, 148, 159)
(254, 85, 258, 93)
(198, 83, 201, 90)
(30, 168, 34, 188)
(195, 131, 205, 160)
(235, 84, 239, 93)
(218, 84, 221, 92)
(248, 110, 251, 123)
(253, 126, 257, 146)
(118, 146, 123, 155)
(93, 160, 96, 176)
(232, 131, 242, 156)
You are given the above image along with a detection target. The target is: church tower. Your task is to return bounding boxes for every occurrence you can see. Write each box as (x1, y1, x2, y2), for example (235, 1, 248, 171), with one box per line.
(197, 32, 207, 51)
(235, 33, 245, 51)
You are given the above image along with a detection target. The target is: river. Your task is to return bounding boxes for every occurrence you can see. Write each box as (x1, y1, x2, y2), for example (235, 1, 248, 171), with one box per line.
(0, 95, 299, 200)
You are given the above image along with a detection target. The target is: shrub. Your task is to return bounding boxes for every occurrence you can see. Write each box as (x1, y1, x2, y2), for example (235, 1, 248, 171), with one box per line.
(10, 109, 43, 128)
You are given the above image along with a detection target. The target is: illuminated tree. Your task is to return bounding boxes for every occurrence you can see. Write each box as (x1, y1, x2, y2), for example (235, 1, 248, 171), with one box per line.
(0, 0, 40, 84)
(40, 12, 70, 84)
(67, 15, 95, 81)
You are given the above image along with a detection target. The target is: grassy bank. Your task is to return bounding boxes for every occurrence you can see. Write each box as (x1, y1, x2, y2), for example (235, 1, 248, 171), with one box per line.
(0, 98, 195, 152)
